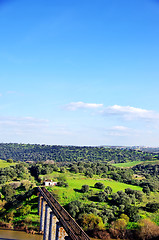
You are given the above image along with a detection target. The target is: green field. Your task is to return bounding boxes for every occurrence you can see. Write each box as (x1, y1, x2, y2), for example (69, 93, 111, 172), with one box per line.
(0, 159, 15, 168)
(41, 171, 142, 205)
(112, 161, 142, 168)
(112, 160, 159, 168)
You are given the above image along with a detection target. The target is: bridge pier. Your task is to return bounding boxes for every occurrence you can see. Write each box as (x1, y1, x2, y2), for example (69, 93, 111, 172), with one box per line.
(56, 222, 69, 240)
(38, 195, 43, 216)
(49, 212, 58, 240)
(40, 198, 47, 232)
(44, 204, 52, 240)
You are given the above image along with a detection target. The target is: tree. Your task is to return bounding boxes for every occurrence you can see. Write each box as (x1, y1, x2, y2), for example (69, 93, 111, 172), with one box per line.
(66, 200, 83, 218)
(145, 202, 159, 213)
(111, 218, 127, 230)
(85, 170, 93, 178)
(81, 185, 89, 193)
(97, 191, 107, 202)
(19, 205, 31, 216)
(60, 167, 66, 173)
(120, 214, 129, 224)
(94, 182, 105, 189)
(142, 185, 150, 195)
(78, 213, 105, 231)
(124, 205, 140, 222)
(7, 159, 13, 163)
(138, 219, 159, 240)
(105, 186, 112, 195)
(2, 185, 16, 202)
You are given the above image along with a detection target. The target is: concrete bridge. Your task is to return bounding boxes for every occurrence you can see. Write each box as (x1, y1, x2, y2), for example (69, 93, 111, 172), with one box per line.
(38, 187, 91, 240)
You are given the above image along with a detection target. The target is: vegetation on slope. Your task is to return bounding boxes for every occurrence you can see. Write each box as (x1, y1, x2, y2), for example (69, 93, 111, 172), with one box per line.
(0, 143, 155, 163)
(0, 144, 159, 239)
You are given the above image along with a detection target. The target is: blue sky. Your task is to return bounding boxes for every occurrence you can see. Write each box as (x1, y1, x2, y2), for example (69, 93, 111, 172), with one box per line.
(0, 0, 159, 146)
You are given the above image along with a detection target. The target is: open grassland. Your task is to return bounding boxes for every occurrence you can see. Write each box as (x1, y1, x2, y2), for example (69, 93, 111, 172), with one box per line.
(112, 161, 142, 168)
(112, 160, 159, 168)
(0, 159, 15, 168)
(41, 171, 142, 205)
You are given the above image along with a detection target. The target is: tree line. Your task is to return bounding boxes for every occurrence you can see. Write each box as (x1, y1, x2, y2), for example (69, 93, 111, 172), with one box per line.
(0, 143, 155, 163)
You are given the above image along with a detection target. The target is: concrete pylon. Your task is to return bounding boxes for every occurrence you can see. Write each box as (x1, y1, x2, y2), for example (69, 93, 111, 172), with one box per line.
(38, 195, 43, 216)
(40, 198, 47, 232)
(48, 212, 58, 240)
(43, 204, 52, 240)
(56, 222, 69, 240)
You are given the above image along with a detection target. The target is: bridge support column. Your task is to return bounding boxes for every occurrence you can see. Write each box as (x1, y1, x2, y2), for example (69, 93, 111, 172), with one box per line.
(40, 198, 47, 232)
(43, 204, 52, 240)
(49, 212, 58, 240)
(56, 222, 69, 240)
(38, 195, 43, 216)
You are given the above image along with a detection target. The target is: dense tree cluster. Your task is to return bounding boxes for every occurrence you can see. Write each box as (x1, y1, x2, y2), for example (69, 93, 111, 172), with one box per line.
(133, 163, 159, 180)
(0, 163, 33, 185)
(65, 186, 142, 228)
(0, 143, 153, 163)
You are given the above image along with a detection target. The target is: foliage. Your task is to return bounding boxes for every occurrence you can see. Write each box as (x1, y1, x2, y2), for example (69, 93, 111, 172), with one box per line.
(2, 185, 16, 202)
(94, 182, 105, 189)
(111, 218, 127, 230)
(137, 218, 159, 240)
(19, 205, 31, 216)
(0, 162, 32, 185)
(66, 200, 83, 218)
(145, 202, 159, 213)
(78, 213, 105, 231)
(81, 185, 89, 193)
(0, 143, 153, 163)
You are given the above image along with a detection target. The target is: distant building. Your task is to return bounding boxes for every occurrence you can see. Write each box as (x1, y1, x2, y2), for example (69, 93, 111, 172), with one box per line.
(44, 179, 57, 186)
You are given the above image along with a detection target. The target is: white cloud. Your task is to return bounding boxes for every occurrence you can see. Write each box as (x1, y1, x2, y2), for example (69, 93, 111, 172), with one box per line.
(101, 105, 159, 121)
(104, 125, 132, 137)
(110, 125, 130, 131)
(64, 101, 103, 111)
(0, 116, 49, 129)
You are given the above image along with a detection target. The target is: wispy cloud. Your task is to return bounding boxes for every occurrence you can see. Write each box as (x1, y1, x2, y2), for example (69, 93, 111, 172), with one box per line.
(64, 101, 103, 111)
(0, 116, 49, 129)
(101, 105, 159, 121)
(7, 91, 17, 94)
(104, 125, 133, 137)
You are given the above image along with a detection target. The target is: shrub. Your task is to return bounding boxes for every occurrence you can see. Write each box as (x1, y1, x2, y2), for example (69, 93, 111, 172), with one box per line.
(111, 218, 127, 230)
(94, 182, 105, 189)
(138, 219, 159, 240)
(19, 205, 31, 216)
(81, 185, 89, 193)
(78, 213, 105, 231)
(145, 202, 159, 213)
(2, 185, 16, 202)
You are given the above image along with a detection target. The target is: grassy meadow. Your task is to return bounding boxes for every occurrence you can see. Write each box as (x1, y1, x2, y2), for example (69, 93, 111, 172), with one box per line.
(0, 159, 15, 168)
(40, 171, 142, 205)
(112, 161, 142, 168)
(112, 160, 159, 168)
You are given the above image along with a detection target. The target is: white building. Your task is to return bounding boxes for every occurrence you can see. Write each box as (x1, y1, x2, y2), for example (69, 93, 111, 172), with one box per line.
(44, 179, 57, 186)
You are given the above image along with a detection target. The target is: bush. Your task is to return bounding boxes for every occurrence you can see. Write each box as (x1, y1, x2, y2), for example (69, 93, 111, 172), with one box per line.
(105, 186, 112, 195)
(57, 181, 68, 187)
(2, 185, 16, 202)
(7, 159, 13, 163)
(145, 202, 159, 213)
(97, 191, 107, 202)
(94, 182, 105, 189)
(138, 219, 159, 240)
(81, 185, 89, 193)
(78, 213, 105, 231)
(19, 205, 31, 216)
